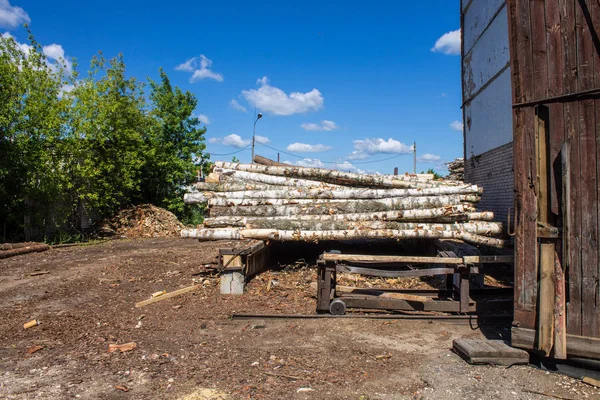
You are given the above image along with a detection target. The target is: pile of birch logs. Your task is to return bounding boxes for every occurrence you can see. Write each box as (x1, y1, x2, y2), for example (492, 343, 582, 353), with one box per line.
(181, 160, 506, 248)
(445, 158, 465, 181)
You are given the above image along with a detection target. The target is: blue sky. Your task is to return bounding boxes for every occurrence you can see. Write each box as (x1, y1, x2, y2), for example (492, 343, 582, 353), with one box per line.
(1, 0, 463, 175)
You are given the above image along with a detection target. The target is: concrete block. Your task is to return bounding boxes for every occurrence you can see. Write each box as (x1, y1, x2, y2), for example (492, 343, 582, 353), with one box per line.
(220, 272, 245, 295)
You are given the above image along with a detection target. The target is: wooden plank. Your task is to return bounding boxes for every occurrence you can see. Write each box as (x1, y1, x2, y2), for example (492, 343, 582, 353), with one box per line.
(135, 285, 199, 308)
(316, 263, 333, 312)
(459, 267, 470, 313)
(530, 0, 549, 101)
(593, 0, 600, 341)
(462, 255, 514, 264)
(554, 247, 568, 359)
(512, 326, 600, 360)
(453, 338, 529, 366)
(340, 296, 466, 313)
(322, 253, 463, 264)
(545, 1, 566, 218)
(537, 242, 556, 355)
(309, 282, 432, 302)
(508, 0, 538, 330)
(576, 0, 599, 339)
(556, 0, 582, 337)
(336, 265, 456, 278)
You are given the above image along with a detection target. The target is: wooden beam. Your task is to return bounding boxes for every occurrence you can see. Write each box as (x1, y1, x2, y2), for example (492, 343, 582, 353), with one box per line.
(462, 255, 514, 264)
(537, 242, 556, 356)
(512, 327, 600, 360)
(323, 253, 463, 264)
(135, 285, 199, 308)
(336, 265, 456, 278)
(309, 282, 431, 302)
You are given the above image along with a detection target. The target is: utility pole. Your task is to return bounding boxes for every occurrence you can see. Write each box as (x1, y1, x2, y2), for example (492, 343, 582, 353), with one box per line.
(413, 141, 417, 174)
(251, 111, 263, 163)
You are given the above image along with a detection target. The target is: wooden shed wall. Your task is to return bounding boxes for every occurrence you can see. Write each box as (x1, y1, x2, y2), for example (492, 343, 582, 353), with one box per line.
(507, 0, 600, 343)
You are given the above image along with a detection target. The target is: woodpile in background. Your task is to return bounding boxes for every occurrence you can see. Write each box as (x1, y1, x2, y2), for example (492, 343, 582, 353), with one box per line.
(182, 158, 506, 248)
(94, 204, 184, 238)
(445, 158, 465, 181)
(0, 242, 50, 259)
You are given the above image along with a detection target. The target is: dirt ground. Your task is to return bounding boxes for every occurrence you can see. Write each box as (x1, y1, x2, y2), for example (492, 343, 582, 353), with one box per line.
(1, 238, 598, 400)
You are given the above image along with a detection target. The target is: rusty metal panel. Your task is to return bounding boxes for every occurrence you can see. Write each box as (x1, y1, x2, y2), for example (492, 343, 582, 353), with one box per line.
(464, 69, 513, 158)
(463, 6, 510, 100)
(463, 0, 506, 53)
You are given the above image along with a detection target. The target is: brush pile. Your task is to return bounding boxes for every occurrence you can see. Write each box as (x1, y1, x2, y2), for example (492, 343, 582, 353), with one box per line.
(181, 160, 506, 248)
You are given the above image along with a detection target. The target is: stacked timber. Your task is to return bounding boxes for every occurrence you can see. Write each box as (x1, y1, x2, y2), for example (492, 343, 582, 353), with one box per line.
(181, 160, 506, 248)
(445, 158, 465, 181)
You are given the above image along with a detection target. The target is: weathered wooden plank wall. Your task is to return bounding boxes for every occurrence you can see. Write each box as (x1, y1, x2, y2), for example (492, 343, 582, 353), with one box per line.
(508, 0, 600, 339)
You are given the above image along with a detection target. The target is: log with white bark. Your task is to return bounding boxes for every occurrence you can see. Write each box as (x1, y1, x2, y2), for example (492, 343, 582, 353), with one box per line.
(181, 228, 507, 248)
(202, 206, 491, 228)
(207, 195, 481, 217)
(213, 169, 346, 189)
(214, 162, 450, 188)
(188, 185, 482, 203)
(192, 182, 294, 193)
(237, 220, 503, 235)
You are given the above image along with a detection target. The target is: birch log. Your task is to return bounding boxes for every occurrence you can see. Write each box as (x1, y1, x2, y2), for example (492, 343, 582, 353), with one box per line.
(193, 182, 293, 192)
(214, 169, 345, 189)
(241, 220, 503, 235)
(207, 195, 480, 216)
(202, 207, 491, 227)
(192, 185, 482, 201)
(181, 228, 507, 248)
(214, 162, 447, 188)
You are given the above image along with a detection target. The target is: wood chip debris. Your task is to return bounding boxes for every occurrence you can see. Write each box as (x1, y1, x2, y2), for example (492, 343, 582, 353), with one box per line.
(115, 385, 130, 392)
(26, 345, 44, 355)
(108, 342, 137, 353)
(23, 319, 39, 329)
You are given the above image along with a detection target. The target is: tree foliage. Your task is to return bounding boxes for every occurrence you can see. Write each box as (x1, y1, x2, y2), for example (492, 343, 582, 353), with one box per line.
(0, 32, 207, 241)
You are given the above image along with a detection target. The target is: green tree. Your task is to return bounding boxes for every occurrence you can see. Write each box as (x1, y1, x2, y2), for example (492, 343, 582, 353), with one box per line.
(0, 31, 71, 238)
(141, 69, 207, 221)
(66, 53, 148, 218)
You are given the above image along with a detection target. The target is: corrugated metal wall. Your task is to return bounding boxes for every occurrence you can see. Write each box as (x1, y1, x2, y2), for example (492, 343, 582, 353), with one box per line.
(461, 0, 514, 224)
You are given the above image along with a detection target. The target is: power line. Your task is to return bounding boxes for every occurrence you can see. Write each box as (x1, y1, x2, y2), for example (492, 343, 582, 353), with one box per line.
(207, 143, 251, 156)
(256, 142, 411, 165)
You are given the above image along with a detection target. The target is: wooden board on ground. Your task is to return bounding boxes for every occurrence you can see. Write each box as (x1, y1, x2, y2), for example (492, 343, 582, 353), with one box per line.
(453, 338, 529, 366)
(135, 285, 199, 308)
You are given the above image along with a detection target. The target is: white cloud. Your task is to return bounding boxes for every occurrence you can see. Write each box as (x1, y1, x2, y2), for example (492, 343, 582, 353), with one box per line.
(418, 153, 442, 163)
(43, 43, 72, 73)
(208, 134, 270, 148)
(229, 99, 247, 113)
(450, 120, 464, 131)
(301, 120, 339, 131)
(241, 76, 324, 116)
(255, 135, 270, 144)
(3, 33, 73, 74)
(287, 143, 332, 153)
(197, 114, 210, 124)
(296, 158, 325, 168)
(175, 55, 223, 82)
(287, 158, 366, 173)
(222, 134, 249, 148)
(431, 29, 461, 55)
(348, 138, 413, 160)
(0, 0, 30, 29)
